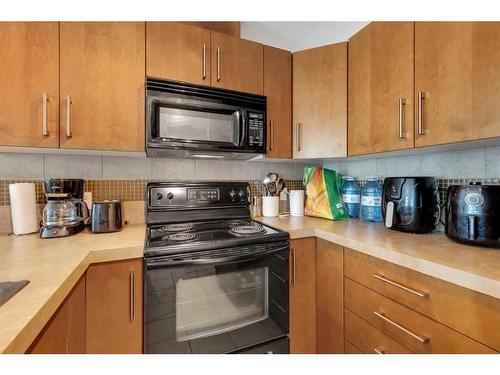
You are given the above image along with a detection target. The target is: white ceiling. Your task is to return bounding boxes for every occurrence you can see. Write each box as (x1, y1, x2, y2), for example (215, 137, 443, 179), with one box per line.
(240, 22, 369, 52)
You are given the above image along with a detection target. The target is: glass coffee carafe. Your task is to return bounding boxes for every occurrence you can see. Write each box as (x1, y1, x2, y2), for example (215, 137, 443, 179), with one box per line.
(42, 199, 89, 227)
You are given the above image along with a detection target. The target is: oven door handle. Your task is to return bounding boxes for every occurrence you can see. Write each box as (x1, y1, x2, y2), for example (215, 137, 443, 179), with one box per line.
(145, 244, 289, 269)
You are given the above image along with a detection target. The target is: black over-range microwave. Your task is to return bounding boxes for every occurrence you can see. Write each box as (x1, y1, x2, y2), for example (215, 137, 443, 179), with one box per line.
(146, 79, 267, 160)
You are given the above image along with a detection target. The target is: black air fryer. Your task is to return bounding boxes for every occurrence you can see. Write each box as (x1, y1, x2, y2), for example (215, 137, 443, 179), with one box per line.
(382, 177, 440, 234)
(445, 183, 500, 248)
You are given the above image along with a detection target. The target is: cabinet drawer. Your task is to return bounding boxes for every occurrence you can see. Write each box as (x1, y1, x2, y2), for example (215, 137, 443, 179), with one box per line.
(345, 309, 412, 354)
(344, 248, 500, 351)
(345, 278, 495, 353)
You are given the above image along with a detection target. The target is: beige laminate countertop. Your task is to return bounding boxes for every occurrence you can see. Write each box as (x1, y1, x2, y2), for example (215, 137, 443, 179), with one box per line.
(1, 217, 500, 354)
(257, 216, 500, 300)
(0, 225, 145, 354)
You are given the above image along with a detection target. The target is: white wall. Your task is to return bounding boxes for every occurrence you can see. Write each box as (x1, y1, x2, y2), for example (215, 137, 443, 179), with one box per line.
(241, 21, 369, 51)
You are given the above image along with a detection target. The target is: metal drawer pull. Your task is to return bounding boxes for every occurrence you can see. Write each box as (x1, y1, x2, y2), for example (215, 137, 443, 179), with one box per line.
(374, 311, 429, 344)
(66, 95, 72, 138)
(130, 271, 135, 321)
(374, 348, 385, 354)
(202, 43, 207, 79)
(216, 47, 221, 81)
(291, 249, 296, 286)
(398, 97, 406, 139)
(417, 91, 426, 135)
(373, 274, 428, 298)
(42, 92, 49, 136)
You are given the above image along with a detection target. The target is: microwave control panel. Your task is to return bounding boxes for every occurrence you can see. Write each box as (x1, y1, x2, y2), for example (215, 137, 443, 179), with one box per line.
(248, 111, 265, 147)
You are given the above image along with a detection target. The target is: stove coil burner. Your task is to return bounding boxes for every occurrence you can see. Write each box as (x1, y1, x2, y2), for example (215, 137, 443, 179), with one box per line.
(166, 233, 197, 242)
(160, 223, 195, 232)
(231, 225, 266, 236)
(226, 219, 251, 227)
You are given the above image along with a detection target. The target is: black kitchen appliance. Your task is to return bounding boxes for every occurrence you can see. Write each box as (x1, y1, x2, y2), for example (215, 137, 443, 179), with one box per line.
(445, 182, 500, 248)
(382, 177, 440, 234)
(90, 200, 123, 233)
(146, 79, 266, 160)
(143, 181, 290, 354)
(40, 178, 89, 238)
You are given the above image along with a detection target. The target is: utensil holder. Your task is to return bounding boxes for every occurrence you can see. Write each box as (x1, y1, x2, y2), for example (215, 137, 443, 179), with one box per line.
(262, 196, 279, 217)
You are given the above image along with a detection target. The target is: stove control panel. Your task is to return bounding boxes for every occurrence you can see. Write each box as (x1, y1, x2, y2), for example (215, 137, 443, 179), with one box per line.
(148, 182, 250, 209)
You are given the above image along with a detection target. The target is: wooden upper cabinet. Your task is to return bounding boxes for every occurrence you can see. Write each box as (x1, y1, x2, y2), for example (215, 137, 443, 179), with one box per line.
(415, 22, 500, 147)
(348, 22, 415, 156)
(264, 45, 292, 158)
(86, 259, 143, 354)
(146, 22, 211, 85)
(59, 22, 145, 151)
(185, 22, 240, 38)
(0, 22, 59, 147)
(210, 31, 263, 94)
(293, 43, 347, 158)
(289, 238, 316, 354)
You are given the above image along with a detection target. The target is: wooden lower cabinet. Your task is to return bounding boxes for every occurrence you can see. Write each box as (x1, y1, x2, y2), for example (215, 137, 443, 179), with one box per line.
(316, 239, 344, 353)
(86, 258, 143, 354)
(28, 276, 86, 354)
(289, 238, 316, 353)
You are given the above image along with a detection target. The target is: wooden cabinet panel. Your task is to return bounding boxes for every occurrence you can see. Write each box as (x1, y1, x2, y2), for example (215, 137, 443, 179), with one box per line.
(344, 248, 500, 351)
(29, 276, 86, 354)
(344, 340, 362, 354)
(185, 22, 240, 38)
(415, 22, 500, 146)
(86, 259, 143, 354)
(210, 31, 263, 94)
(0, 22, 59, 147)
(59, 22, 145, 151)
(345, 309, 413, 354)
(146, 22, 211, 85)
(345, 278, 494, 353)
(293, 43, 347, 158)
(264, 45, 292, 158)
(289, 238, 316, 353)
(348, 22, 414, 156)
(316, 239, 343, 353)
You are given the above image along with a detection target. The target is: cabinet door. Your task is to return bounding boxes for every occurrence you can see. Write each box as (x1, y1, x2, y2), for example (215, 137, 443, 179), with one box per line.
(86, 259, 143, 354)
(59, 22, 145, 151)
(210, 31, 263, 94)
(0, 22, 59, 147)
(29, 276, 86, 354)
(293, 43, 347, 158)
(264, 45, 292, 159)
(146, 22, 211, 85)
(289, 238, 316, 353)
(316, 239, 343, 353)
(348, 22, 414, 156)
(415, 22, 500, 147)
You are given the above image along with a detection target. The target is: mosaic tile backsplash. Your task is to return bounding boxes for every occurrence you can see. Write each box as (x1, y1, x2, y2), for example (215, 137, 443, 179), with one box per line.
(0, 179, 306, 206)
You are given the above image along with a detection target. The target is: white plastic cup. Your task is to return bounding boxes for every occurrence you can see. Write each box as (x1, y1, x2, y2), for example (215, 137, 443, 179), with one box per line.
(262, 196, 279, 217)
(289, 190, 305, 217)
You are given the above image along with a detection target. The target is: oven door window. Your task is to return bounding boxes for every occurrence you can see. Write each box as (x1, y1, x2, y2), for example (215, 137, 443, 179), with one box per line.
(157, 106, 241, 146)
(176, 267, 268, 342)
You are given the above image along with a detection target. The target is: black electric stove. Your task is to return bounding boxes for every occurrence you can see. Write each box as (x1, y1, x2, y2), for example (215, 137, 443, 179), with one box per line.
(144, 182, 290, 354)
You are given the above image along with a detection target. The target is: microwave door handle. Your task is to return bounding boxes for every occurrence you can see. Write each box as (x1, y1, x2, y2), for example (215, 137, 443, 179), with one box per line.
(146, 244, 289, 269)
(238, 110, 247, 147)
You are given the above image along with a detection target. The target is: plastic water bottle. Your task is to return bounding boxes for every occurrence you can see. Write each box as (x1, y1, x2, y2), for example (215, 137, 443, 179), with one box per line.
(361, 177, 383, 222)
(341, 176, 361, 218)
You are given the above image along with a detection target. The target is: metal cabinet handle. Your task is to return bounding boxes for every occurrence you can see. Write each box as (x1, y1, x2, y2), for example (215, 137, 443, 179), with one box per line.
(417, 91, 426, 135)
(399, 97, 406, 139)
(291, 249, 296, 286)
(374, 311, 429, 344)
(296, 123, 302, 152)
(269, 120, 274, 150)
(130, 271, 135, 321)
(202, 43, 206, 80)
(374, 348, 385, 354)
(216, 47, 221, 81)
(373, 274, 428, 298)
(65, 95, 72, 138)
(42, 92, 49, 137)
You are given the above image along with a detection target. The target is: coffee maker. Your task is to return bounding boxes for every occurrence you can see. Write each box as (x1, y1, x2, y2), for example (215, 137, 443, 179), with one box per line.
(40, 178, 89, 238)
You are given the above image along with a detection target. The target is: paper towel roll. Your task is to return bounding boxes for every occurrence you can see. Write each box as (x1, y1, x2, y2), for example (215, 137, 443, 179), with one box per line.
(289, 190, 305, 217)
(9, 183, 39, 235)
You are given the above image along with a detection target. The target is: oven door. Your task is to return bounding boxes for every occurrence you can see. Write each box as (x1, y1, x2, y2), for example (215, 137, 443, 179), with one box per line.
(144, 242, 289, 354)
(147, 93, 246, 152)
